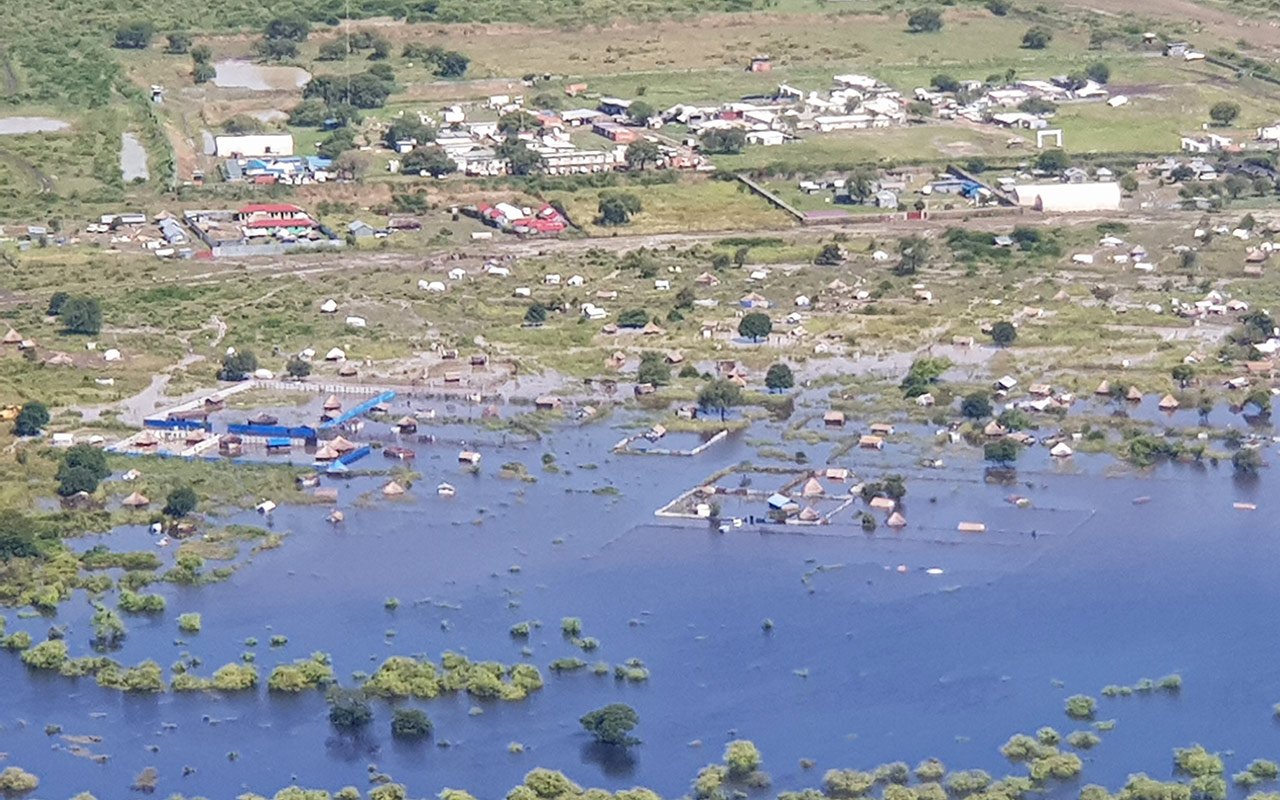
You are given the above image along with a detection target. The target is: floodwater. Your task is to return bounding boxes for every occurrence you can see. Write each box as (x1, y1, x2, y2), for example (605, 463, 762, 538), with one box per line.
(213, 60, 311, 91)
(120, 133, 149, 183)
(0, 116, 70, 135)
(4, 396, 1280, 799)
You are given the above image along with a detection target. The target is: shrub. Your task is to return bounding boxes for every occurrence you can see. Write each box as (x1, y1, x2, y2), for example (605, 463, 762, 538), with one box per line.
(907, 7, 943, 32)
(392, 707, 433, 739)
(177, 613, 202, 633)
(1065, 694, 1097, 720)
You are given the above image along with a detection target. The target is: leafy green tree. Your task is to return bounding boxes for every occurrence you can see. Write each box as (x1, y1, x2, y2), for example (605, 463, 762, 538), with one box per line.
(1120, 173, 1139, 193)
(497, 111, 541, 135)
(896, 236, 931, 275)
(907, 7, 944, 32)
(765, 363, 795, 392)
(317, 128, 356, 160)
(163, 487, 198, 518)
(618, 308, 649, 328)
(165, 32, 192, 54)
(1209, 102, 1240, 127)
(698, 379, 744, 421)
(318, 39, 350, 60)
(598, 192, 642, 226)
(1035, 149, 1071, 174)
(384, 117, 435, 149)
(496, 138, 542, 175)
(637, 351, 670, 385)
(56, 466, 99, 497)
(218, 350, 258, 381)
(580, 703, 640, 746)
(13, 402, 49, 437)
(1065, 694, 1097, 720)
(114, 21, 154, 49)
(61, 444, 109, 482)
(436, 51, 469, 78)
(725, 739, 763, 778)
(47, 291, 70, 316)
(701, 128, 747, 154)
(1086, 62, 1111, 83)
(1021, 26, 1052, 49)
(961, 391, 993, 419)
(931, 74, 960, 93)
(986, 0, 1010, 14)
(900, 357, 950, 397)
(401, 147, 456, 177)
(391, 708, 433, 739)
(265, 16, 310, 41)
(287, 99, 331, 127)
(1172, 364, 1195, 387)
(625, 139, 662, 170)
(256, 38, 299, 60)
(286, 357, 312, 379)
(61, 296, 102, 335)
(990, 321, 1017, 347)
(524, 302, 548, 325)
(628, 100, 655, 124)
(739, 312, 773, 342)
(327, 687, 373, 731)
(0, 510, 38, 560)
(984, 438, 1021, 465)
(1232, 447, 1263, 476)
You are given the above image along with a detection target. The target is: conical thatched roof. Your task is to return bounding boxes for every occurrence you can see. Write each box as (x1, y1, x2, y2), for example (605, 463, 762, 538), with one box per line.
(329, 436, 357, 453)
(887, 511, 907, 528)
(322, 394, 342, 410)
(1126, 386, 1142, 401)
(801, 477, 825, 497)
(798, 506, 821, 522)
(314, 444, 339, 460)
(1158, 393, 1179, 410)
(2, 328, 22, 344)
(1095, 380, 1111, 396)
(382, 480, 406, 496)
(121, 491, 150, 508)
(44, 352, 74, 367)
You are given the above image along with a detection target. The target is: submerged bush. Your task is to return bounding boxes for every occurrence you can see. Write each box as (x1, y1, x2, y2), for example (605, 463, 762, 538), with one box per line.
(1065, 695, 1097, 720)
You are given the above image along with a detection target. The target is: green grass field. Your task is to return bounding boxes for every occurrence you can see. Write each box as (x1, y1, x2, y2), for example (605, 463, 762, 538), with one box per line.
(549, 177, 794, 234)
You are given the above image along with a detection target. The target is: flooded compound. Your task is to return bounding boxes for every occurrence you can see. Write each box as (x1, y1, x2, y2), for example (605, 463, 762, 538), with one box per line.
(212, 60, 312, 91)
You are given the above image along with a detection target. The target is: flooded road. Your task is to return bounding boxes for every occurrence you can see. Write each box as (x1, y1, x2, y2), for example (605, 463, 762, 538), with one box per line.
(3, 397, 1279, 799)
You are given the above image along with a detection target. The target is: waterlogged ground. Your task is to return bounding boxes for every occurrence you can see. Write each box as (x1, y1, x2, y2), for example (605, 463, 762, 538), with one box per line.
(3, 399, 1280, 799)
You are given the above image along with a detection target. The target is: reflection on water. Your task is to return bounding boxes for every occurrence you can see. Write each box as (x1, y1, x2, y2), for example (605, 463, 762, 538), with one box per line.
(212, 60, 311, 91)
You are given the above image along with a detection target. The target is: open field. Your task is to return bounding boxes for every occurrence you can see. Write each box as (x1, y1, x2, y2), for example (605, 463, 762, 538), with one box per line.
(549, 177, 794, 235)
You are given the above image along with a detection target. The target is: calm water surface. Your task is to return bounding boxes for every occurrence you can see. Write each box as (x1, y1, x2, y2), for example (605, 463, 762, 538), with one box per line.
(3, 403, 1278, 799)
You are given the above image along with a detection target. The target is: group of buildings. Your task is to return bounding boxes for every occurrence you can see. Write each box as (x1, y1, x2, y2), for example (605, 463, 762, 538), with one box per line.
(213, 134, 336, 185)
(184, 203, 342, 257)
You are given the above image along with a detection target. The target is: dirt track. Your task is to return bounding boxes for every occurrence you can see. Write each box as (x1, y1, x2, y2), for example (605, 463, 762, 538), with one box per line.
(1067, 0, 1280, 53)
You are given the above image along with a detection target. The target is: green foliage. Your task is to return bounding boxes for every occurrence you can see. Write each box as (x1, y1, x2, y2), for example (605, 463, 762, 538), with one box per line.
(984, 438, 1021, 465)
(1087, 62, 1111, 83)
(402, 147, 456, 177)
(724, 739, 762, 778)
(906, 7, 943, 32)
(990, 321, 1017, 347)
(219, 350, 259, 381)
(617, 308, 650, 328)
(698, 379, 744, 420)
(626, 140, 662, 170)
(90, 603, 127, 649)
(901, 357, 950, 398)
(327, 686, 374, 731)
(0, 511, 39, 560)
(392, 707, 433, 739)
(637, 351, 671, 386)
(13, 403, 49, 437)
(498, 138, 543, 175)
(765, 363, 794, 392)
(20, 639, 69, 669)
(702, 128, 747, 154)
(961, 392, 993, 419)
(177, 612, 202, 633)
(1209, 102, 1241, 126)
(286, 357, 312, 379)
(915, 760, 946, 782)
(362, 653, 543, 701)
(1036, 149, 1071, 174)
(1232, 448, 1263, 476)
(0, 767, 39, 794)
(268, 653, 335, 692)
(946, 770, 993, 796)
(1066, 694, 1097, 720)
(580, 703, 640, 746)
(1175, 746, 1225, 778)
(164, 486, 198, 518)
(114, 21, 154, 49)
(598, 192, 643, 226)
(739, 312, 773, 342)
(211, 662, 259, 690)
(1068, 731, 1102, 750)
(60, 296, 103, 335)
(1022, 26, 1052, 49)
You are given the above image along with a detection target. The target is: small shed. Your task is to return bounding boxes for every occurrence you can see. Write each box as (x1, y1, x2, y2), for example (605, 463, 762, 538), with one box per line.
(859, 434, 885, 450)
(869, 423, 895, 436)
(458, 450, 481, 465)
(958, 521, 987, 533)
(868, 497, 895, 511)
(396, 416, 418, 433)
(823, 410, 846, 427)
(535, 396, 563, 411)
(1050, 442, 1074, 458)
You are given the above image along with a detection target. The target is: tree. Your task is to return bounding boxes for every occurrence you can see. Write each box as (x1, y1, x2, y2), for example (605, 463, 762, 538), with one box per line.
(165, 32, 192, 54)
(265, 16, 310, 42)
(1035, 149, 1070, 174)
(1018, 97, 1057, 116)
(318, 39, 350, 61)
(1120, 173, 1139, 193)
(990, 321, 1017, 347)
(598, 192, 642, 226)
(907, 7, 944, 32)
(1171, 364, 1195, 387)
(931, 74, 960, 93)
(581, 703, 640, 746)
(13, 402, 49, 437)
(497, 111, 541, 135)
(698, 379, 744, 421)
(1209, 102, 1241, 127)
(1086, 62, 1111, 84)
(47, 291, 70, 316)
(218, 350, 258, 382)
(961, 391, 993, 419)
(725, 740, 763, 778)
(317, 128, 356, 160)
(0, 510, 38, 561)
(114, 21, 154, 49)
(286, 356, 312, 379)
(815, 243, 845, 265)
(1233, 447, 1263, 476)
(984, 438, 1021, 466)
(256, 38, 299, 60)
(496, 138, 542, 176)
(1021, 26, 1052, 49)
(896, 236, 931, 275)
(618, 308, 650, 328)
(391, 708, 433, 739)
(60, 296, 102, 335)
(739, 312, 773, 342)
(56, 466, 100, 497)
(327, 687, 373, 731)
(701, 128, 747, 155)
(164, 487, 198, 518)
(637, 351, 670, 386)
(625, 139, 662, 170)
(986, 0, 1011, 14)
(765, 363, 795, 392)
(628, 100, 655, 124)
(437, 51, 470, 78)
(384, 117, 435, 149)
(286, 100, 329, 128)
(401, 147, 456, 177)
(524, 302, 548, 326)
